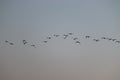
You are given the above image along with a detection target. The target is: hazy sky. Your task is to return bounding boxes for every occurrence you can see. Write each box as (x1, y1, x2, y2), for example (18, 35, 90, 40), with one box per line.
(1, 0, 120, 80)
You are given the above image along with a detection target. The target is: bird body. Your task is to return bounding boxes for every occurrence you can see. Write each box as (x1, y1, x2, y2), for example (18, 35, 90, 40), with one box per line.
(54, 34, 60, 37)
(43, 41, 47, 43)
(63, 34, 68, 39)
(108, 38, 112, 40)
(5, 40, 14, 45)
(101, 37, 106, 39)
(47, 37, 51, 39)
(9, 43, 14, 45)
(5, 40, 9, 43)
(68, 33, 73, 35)
(93, 39, 99, 42)
(85, 36, 90, 38)
(75, 41, 80, 44)
(112, 39, 116, 41)
(31, 44, 36, 48)
(115, 41, 120, 43)
(23, 40, 28, 45)
(73, 37, 78, 40)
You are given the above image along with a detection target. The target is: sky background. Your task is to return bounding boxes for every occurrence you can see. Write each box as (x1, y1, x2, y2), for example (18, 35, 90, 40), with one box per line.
(0, 0, 120, 80)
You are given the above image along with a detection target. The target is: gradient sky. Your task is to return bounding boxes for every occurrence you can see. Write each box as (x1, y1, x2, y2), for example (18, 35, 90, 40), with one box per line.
(1, 0, 120, 80)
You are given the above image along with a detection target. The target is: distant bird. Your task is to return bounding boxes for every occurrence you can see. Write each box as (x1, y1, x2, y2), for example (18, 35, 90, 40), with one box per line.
(5, 40, 14, 45)
(93, 39, 100, 42)
(85, 36, 90, 38)
(9, 43, 14, 45)
(68, 33, 73, 35)
(106, 38, 112, 41)
(115, 41, 120, 43)
(30, 44, 36, 48)
(22, 40, 28, 45)
(108, 38, 112, 40)
(5, 40, 9, 43)
(105, 38, 112, 41)
(43, 41, 47, 43)
(75, 41, 80, 44)
(46, 37, 51, 39)
(73, 37, 78, 40)
(63, 34, 68, 39)
(112, 39, 116, 41)
(101, 37, 106, 39)
(54, 34, 60, 37)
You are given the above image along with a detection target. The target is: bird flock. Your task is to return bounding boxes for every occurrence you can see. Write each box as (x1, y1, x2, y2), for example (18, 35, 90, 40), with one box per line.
(0, 33, 120, 48)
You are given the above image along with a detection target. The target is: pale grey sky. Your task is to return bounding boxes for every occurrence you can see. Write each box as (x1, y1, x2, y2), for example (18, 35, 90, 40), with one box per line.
(1, 0, 120, 80)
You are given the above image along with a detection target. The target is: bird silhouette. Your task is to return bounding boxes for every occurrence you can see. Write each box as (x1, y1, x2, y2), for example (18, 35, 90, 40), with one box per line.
(101, 37, 106, 39)
(108, 38, 112, 40)
(54, 34, 60, 37)
(5, 40, 9, 43)
(22, 40, 28, 45)
(115, 41, 120, 43)
(30, 44, 36, 48)
(43, 41, 48, 43)
(68, 33, 73, 35)
(1, 33, 120, 48)
(112, 39, 116, 41)
(75, 41, 80, 44)
(85, 36, 90, 38)
(5, 40, 14, 45)
(93, 39, 100, 42)
(46, 37, 51, 39)
(63, 34, 68, 39)
(106, 38, 112, 41)
(9, 43, 14, 45)
(73, 37, 78, 40)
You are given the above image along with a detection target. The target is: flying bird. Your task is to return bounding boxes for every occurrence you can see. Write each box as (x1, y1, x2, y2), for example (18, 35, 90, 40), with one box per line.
(115, 41, 120, 43)
(112, 39, 116, 41)
(75, 41, 81, 44)
(22, 40, 28, 45)
(5, 40, 14, 45)
(5, 40, 9, 43)
(63, 34, 68, 39)
(54, 34, 60, 37)
(30, 44, 36, 48)
(93, 39, 100, 42)
(108, 38, 112, 40)
(106, 38, 112, 41)
(85, 36, 90, 38)
(101, 37, 106, 39)
(73, 37, 78, 40)
(46, 37, 52, 39)
(9, 43, 14, 45)
(68, 33, 73, 35)
(43, 41, 48, 43)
